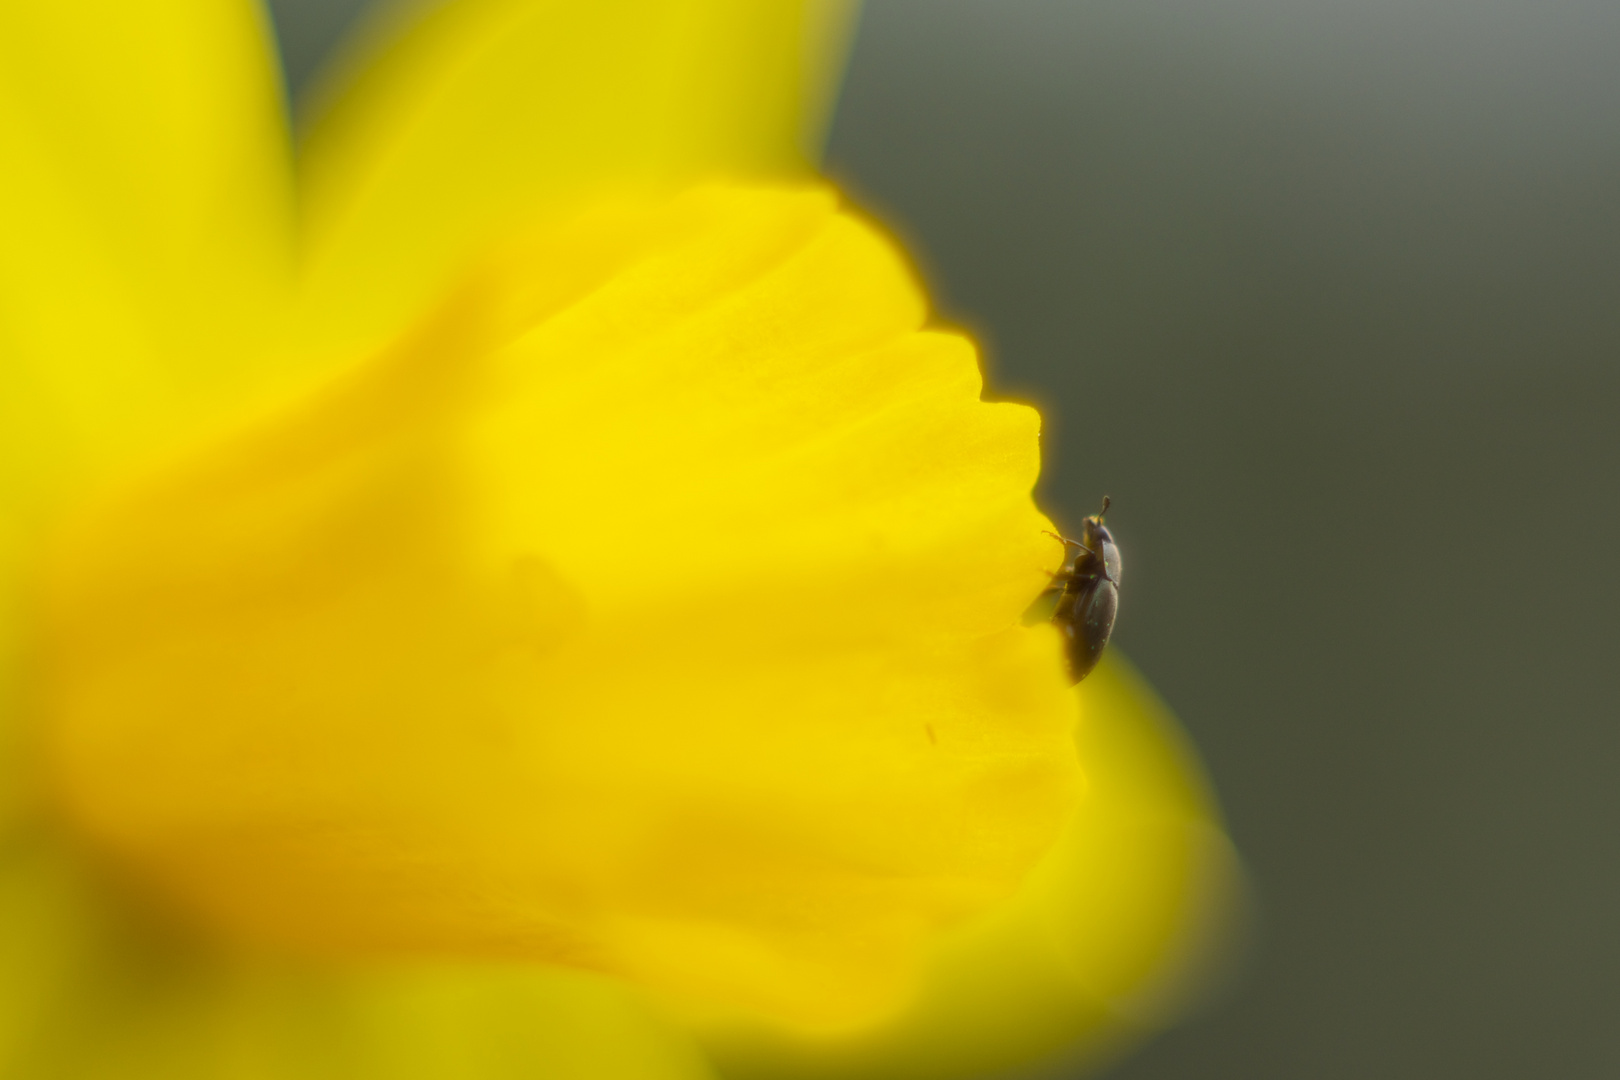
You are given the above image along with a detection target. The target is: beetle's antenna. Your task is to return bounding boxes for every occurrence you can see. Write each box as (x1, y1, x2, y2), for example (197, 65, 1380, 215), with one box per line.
(1044, 529, 1097, 556)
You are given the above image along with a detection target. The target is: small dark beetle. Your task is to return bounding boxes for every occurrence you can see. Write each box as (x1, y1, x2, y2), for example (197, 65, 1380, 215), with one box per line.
(1037, 497, 1121, 684)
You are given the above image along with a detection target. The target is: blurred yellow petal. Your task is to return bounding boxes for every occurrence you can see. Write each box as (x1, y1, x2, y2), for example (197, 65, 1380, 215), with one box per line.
(295, 0, 860, 354)
(0, 0, 291, 475)
(0, 0, 291, 858)
(702, 653, 1244, 1079)
(0, 829, 715, 1078)
(39, 185, 1081, 1030)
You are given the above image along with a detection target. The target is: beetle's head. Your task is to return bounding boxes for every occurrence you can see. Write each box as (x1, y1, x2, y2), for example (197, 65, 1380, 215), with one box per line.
(1081, 497, 1113, 547)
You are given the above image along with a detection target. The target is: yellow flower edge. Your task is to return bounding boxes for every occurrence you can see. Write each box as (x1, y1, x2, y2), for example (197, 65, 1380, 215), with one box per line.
(699, 650, 1242, 1079)
(36, 184, 1083, 1033)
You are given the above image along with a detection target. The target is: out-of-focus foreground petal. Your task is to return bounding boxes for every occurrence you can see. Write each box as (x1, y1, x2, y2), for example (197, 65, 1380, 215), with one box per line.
(0, 0, 292, 848)
(703, 653, 1242, 1079)
(296, 0, 859, 353)
(39, 185, 1081, 1031)
(0, 0, 291, 487)
(0, 829, 716, 1078)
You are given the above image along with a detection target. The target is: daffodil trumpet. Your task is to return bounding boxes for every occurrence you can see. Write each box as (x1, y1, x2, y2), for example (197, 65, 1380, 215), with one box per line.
(0, 1, 1239, 1077)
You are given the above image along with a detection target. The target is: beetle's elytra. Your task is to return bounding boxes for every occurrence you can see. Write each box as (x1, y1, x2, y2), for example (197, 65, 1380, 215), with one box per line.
(1036, 497, 1121, 684)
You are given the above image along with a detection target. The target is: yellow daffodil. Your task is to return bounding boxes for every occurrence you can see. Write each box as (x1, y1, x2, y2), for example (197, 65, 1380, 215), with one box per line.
(0, 1, 1240, 1077)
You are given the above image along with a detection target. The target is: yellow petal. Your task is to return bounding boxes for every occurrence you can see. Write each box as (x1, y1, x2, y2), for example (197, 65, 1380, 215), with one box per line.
(702, 653, 1244, 1078)
(294, 0, 860, 355)
(0, 829, 715, 1078)
(38, 185, 1080, 1030)
(0, 0, 292, 477)
(0, 0, 291, 847)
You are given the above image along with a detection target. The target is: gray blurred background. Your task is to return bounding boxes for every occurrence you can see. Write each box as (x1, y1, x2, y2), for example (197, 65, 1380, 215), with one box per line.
(269, 1, 1620, 1076)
